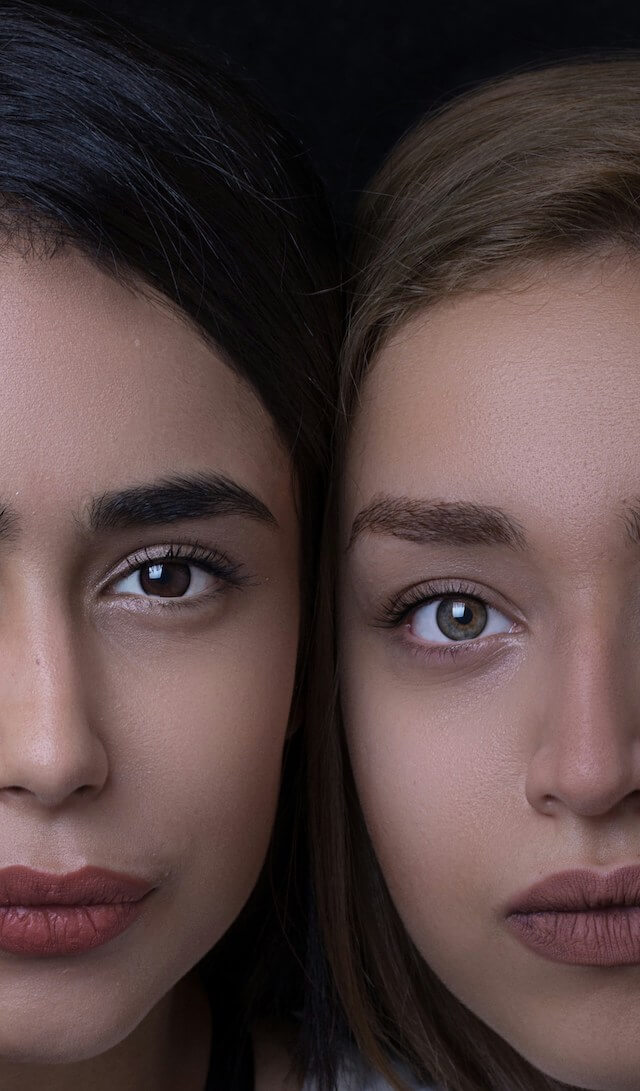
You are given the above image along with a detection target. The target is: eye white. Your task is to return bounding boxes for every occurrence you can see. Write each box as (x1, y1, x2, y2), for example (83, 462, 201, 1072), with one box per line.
(112, 562, 214, 599)
(410, 597, 512, 643)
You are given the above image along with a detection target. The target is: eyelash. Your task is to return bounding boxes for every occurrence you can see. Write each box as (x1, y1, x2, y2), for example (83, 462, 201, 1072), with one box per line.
(107, 540, 246, 613)
(375, 578, 514, 664)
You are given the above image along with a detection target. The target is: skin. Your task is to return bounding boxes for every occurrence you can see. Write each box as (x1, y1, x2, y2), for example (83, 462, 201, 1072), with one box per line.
(0, 248, 301, 1090)
(340, 258, 640, 1091)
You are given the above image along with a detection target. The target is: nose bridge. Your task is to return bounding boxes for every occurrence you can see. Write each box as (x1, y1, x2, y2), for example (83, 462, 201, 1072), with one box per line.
(0, 590, 108, 807)
(525, 602, 640, 817)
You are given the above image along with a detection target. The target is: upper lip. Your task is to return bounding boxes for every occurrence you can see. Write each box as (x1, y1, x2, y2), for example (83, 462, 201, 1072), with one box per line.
(0, 866, 154, 906)
(506, 864, 640, 915)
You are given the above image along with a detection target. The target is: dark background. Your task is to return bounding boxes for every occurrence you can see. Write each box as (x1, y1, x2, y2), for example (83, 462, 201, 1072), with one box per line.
(51, 1, 640, 223)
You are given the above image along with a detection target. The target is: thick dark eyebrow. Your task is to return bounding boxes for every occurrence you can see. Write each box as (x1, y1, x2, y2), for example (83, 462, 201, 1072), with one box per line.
(85, 472, 277, 533)
(0, 506, 19, 544)
(348, 496, 527, 551)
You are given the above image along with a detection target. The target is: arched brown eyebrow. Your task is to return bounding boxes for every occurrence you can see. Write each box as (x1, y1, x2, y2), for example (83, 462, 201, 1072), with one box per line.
(621, 500, 640, 546)
(85, 472, 277, 533)
(349, 495, 640, 552)
(348, 497, 527, 550)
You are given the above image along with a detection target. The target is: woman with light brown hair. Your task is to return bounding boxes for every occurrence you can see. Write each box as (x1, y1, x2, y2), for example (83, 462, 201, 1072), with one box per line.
(308, 58, 640, 1091)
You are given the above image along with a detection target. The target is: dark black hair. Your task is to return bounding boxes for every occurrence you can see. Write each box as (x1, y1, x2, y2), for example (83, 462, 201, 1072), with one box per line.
(0, 1, 339, 558)
(0, 0, 341, 1073)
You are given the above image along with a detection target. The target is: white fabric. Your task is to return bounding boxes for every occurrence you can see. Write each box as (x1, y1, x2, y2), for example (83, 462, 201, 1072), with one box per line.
(302, 1048, 430, 1089)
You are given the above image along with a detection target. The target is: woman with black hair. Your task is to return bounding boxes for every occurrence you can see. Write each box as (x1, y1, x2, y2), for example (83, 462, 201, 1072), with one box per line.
(0, 4, 340, 1089)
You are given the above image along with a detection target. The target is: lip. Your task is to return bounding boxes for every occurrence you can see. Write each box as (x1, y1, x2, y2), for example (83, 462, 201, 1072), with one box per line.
(506, 865, 640, 966)
(0, 866, 155, 958)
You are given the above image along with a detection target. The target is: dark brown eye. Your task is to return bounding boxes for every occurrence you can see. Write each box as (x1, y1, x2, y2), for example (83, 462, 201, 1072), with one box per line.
(112, 557, 218, 600)
(435, 597, 488, 640)
(139, 561, 191, 598)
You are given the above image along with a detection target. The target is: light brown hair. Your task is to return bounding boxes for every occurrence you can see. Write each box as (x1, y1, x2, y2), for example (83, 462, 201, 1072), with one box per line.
(309, 58, 640, 1091)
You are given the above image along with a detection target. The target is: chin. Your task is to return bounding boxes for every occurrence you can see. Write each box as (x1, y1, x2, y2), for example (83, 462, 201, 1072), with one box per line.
(0, 982, 149, 1064)
(516, 1039, 640, 1091)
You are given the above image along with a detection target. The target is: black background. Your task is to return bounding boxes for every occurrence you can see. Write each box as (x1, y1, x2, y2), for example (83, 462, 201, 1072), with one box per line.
(51, 1, 640, 221)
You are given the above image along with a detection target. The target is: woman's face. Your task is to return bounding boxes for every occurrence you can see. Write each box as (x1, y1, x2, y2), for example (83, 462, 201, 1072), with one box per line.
(0, 249, 299, 1061)
(340, 259, 640, 1091)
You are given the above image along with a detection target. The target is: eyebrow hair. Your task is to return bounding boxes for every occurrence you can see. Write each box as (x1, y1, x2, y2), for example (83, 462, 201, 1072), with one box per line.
(348, 496, 527, 551)
(621, 499, 640, 547)
(0, 506, 19, 543)
(85, 472, 277, 533)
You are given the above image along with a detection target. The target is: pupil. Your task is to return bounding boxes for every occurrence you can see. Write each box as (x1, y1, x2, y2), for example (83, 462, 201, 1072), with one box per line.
(436, 596, 487, 640)
(140, 561, 191, 597)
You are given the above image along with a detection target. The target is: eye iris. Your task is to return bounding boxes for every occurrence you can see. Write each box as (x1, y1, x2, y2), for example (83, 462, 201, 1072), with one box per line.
(436, 596, 487, 640)
(139, 561, 191, 598)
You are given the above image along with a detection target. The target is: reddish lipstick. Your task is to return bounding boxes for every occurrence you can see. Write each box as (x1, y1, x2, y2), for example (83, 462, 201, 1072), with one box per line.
(0, 866, 153, 957)
(506, 865, 640, 966)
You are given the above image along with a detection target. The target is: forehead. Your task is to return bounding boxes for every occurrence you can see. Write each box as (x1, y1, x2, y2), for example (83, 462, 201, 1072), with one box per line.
(345, 262, 640, 547)
(0, 248, 291, 521)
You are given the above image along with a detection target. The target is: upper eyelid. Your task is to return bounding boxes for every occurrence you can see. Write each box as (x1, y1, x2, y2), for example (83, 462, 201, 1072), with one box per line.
(102, 542, 242, 592)
(119, 543, 222, 571)
(379, 578, 521, 627)
(391, 578, 497, 610)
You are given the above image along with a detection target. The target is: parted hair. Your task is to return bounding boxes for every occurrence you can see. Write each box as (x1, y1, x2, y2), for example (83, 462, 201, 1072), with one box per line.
(308, 58, 640, 1091)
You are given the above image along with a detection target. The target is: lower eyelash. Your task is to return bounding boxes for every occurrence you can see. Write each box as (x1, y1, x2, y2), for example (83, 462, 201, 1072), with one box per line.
(127, 587, 224, 615)
(396, 626, 496, 665)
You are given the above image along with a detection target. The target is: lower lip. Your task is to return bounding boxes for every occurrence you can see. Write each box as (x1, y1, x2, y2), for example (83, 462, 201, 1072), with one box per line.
(0, 900, 147, 957)
(508, 907, 640, 965)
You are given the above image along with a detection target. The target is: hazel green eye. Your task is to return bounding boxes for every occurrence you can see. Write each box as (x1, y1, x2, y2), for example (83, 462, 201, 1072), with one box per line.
(435, 597, 487, 640)
(411, 594, 511, 644)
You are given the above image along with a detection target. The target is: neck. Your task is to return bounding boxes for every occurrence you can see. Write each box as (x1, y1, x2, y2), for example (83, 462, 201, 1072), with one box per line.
(0, 971, 212, 1091)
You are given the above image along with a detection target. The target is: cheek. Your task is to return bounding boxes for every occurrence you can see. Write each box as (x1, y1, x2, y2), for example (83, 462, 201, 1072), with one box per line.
(100, 599, 299, 956)
(342, 641, 514, 975)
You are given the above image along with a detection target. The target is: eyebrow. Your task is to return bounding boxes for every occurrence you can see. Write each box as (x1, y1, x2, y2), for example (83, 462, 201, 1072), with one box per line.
(0, 507, 19, 544)
(348, 496, 527, 551)
(621, 499, 640, 547)
(349, 494, 640, 553)
(85, 472, 277, 533)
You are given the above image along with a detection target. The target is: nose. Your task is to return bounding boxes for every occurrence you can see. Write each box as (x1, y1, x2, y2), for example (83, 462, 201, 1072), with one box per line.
(0, 606, 108, 809)
(525, 628, 640, 819)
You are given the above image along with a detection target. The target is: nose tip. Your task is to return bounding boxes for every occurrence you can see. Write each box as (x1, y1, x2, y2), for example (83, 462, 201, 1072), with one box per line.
(531, 761, 640, 819)
(525, 638, 640, 820)
(0, 725, 109, 809)
(0, 624, 109, 809)
(3, 774, 104, 810)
